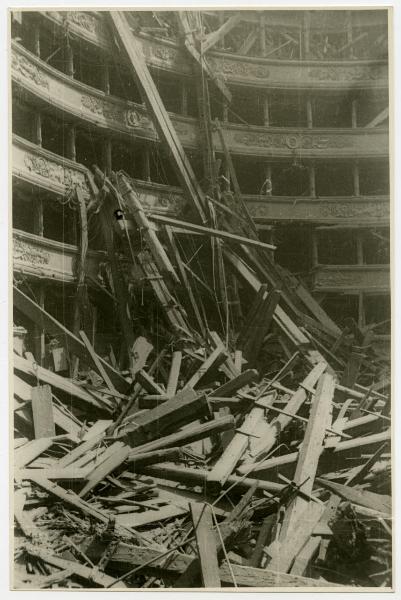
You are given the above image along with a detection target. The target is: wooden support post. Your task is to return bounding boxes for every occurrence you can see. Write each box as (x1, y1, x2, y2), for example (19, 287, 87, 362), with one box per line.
(351, 98, 358, 128)
(346, 11, 354, 59)
(262, 93, 270, 127)
(102, 60, 110, 95)
(31, 384, 55, 439)
(306, 98, 313, 129)
(66, 124, 76, 162)
(190, 503, 221, 587)
(353, 160, 360, 197)
(309, 163, 316, 197)
(33, 112, 42, 147)
(65, 43, 74, 78)
(79, 442, 130, 499)
(33, 23, 41, 56)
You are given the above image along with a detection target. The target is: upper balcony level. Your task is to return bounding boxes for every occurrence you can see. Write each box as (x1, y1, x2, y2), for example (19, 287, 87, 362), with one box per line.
(12, 11, 388, 91)
(12, 42, 389, 161)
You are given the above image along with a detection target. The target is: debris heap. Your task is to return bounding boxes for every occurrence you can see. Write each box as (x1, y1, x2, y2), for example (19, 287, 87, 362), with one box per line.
(12, 10, 391, 590)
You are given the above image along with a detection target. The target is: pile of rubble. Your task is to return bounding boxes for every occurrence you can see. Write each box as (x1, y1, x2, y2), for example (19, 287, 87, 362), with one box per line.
(13, 172, 391, 589)
(12, 10, 391, 590)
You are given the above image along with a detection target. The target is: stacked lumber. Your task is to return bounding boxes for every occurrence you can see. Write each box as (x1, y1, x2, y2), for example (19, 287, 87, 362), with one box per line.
(12, 10, 391, 590)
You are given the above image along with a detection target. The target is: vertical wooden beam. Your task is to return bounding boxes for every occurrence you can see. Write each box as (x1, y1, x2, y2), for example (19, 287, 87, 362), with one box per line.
(102, 59, 110, 95)
(66, 125, 76, 162)
(356, 230, 364, 265)
(309, 163, 316, 197)
(358, 291, 365, 330)
(32, 284, 46, 365)
(31, 384, 56, 439)
(190, 503, 221, 588)
(65, 43, 74, 78)
(351, 98, 358, 128)
(33, 112, 42, 147)
(306, 98, 313, 129)
(262, 93, 270, 127)
(353, 160, 360, 196)
(33, 23, 41, 57)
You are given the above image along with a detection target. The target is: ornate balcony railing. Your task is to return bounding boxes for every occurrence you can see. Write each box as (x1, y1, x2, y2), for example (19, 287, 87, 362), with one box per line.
(40, 11, 388, 89)
(12, 44, 389, 160)
(13, 136, 389, 226)
(13, 229, 102, 283)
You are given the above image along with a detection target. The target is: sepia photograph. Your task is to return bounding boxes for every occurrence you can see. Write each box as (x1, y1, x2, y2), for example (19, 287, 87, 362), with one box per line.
(10, 6, 391, 591)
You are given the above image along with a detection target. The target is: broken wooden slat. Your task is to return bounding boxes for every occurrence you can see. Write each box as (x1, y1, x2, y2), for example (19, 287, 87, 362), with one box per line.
(207, 404, 266, 490)
(185, 347, 227, 389)
(210, 369, 258, 397)
(122, 389, 210, 446)
(79, 442, 129, 498)
(166, 351, 182, 398)
(316, 477, 391, 516)
(79, 330, 117, 393)
(278, 372, 335, 542)
(190, 503, 221, 587)
(150, 213, 276, 251)
(128, 414, 235, 455)
(109, 11, 207, 223)
(31, 385, 55, 439)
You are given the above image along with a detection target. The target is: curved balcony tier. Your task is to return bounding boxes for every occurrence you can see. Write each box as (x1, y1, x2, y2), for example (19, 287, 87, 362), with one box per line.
(13, 136, 389, 226)
(12, 44, 389, 160)
(13, 229, 102, 283)
(312, 264, 389, 293)
(12, 136, 184, 215)
(40, 12, 388, 90)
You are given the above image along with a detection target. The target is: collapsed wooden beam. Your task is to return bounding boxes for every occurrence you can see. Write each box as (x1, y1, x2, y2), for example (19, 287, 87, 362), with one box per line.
(13, 286, 129, 394)
(109, 11, 207, 223)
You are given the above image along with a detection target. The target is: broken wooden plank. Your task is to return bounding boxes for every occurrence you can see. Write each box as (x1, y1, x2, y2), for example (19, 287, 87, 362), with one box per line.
(109, 11, 207, 223)
(79, 442, 130, 498)
(190, 503, 221, 587)
(166, 351, 182, 398)
(185, 346, 227, 389)
(316, 477, 391, 516)
(31, 385, 55, 439)
(278, 373, 335, 542)
(122, 388, 210, 446)
(207, 404, 266, 490)
(14, 354, 112, 412)
(79, 330, 117, 393)
(209, 369, 258, 397)
(149, 213, 276, 251)
(127, 414, 235, 455)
